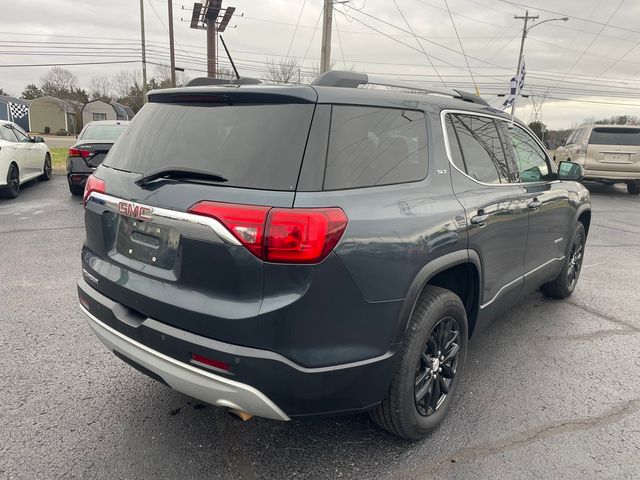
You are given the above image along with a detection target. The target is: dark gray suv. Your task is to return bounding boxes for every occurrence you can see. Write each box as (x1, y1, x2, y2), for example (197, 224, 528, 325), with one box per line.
(77, 72, 591, 439)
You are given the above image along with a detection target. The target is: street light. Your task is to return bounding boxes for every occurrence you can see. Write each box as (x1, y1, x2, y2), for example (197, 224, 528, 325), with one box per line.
(511, 11, 569, 116)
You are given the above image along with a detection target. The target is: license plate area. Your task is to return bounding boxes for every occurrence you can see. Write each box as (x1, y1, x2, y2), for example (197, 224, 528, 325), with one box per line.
(602, 153, 631, 163)
(115, 216, 180, 270)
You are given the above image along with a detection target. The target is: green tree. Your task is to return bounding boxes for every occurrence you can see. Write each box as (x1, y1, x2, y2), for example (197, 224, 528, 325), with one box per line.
(0, 88, 6, 95)
(21, 84, 42, 100)
(528, 121, 547, 140)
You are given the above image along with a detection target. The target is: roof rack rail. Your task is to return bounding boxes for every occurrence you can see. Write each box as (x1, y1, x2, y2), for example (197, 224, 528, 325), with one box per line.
(312, 71, 488, 106)
(185, 77, 262, 87)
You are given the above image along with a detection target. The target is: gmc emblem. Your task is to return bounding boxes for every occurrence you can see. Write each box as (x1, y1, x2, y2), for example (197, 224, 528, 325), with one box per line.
(118, 201, 152, 221)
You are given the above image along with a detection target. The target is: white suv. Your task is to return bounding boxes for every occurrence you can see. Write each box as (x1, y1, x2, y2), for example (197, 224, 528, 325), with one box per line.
(554, 124, 640, 194)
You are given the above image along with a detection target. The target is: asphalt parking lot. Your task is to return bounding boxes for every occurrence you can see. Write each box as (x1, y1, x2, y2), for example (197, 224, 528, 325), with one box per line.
(1, 176, 639, 480)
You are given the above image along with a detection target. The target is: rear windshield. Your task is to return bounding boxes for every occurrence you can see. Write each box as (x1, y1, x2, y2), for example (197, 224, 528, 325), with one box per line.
(103, 102, 314, 190)
(589, 127, 640, 146)
(80, 123, 128, 141)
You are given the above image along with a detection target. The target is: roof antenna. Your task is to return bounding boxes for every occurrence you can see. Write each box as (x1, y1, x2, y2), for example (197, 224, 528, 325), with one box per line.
(219, 35, 240, 80)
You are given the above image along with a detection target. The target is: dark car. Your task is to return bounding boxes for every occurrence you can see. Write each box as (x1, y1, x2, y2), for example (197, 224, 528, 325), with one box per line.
(77, 72, 591, 439)
(66, 120, 129, 195)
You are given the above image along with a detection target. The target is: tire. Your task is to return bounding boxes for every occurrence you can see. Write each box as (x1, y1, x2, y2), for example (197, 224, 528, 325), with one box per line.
(69, 183, 84, 196)
(627, 181, 640, 195)
(39, 154, 52, 181)
(541, 222, 586, 299)
(0, 163, 20, 199)
(370, 285, 468, 440)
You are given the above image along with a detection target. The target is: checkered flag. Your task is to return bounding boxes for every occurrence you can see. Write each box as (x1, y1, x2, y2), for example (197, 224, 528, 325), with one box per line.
(9, 102, 28, 119)
(502, 60, 526, 110)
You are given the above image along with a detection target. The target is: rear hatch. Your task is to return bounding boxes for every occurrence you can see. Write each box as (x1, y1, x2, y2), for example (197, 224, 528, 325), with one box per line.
(585, 126, 640, 173)
(83, 86, 318, 345)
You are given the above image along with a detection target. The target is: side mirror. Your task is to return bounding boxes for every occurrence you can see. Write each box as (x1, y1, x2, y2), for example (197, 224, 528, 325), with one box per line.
(32, 136, 45, 143)
(560, 138, 567, 146)
(558, 161, 584, 182)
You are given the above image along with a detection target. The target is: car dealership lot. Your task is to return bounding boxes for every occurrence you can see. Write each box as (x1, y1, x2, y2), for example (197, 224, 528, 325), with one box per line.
(1, 178, 639, 480)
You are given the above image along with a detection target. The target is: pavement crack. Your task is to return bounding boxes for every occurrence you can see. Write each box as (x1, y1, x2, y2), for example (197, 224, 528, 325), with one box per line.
(1, 225, 84, 234)
(535, 328, 638, 342)
(567, 301, 640, 334)
(591, 223, 640, 236)
(394, 398, 640, 479)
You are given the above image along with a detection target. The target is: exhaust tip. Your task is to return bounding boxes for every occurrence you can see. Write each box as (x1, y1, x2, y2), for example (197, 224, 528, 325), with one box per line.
(227, 409, 254, 422)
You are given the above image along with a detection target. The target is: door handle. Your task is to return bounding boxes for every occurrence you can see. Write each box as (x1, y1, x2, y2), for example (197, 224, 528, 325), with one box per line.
(470, 212, 489, 227)
(528, 199, 542, 210)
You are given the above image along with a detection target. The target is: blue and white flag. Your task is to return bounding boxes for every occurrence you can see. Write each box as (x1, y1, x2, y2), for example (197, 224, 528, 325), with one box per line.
(9, 102, 28, 119)
(502, 60, 526, 110)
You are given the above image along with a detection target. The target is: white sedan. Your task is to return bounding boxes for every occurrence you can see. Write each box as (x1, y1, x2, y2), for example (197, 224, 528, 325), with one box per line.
(0, 120, 52, 199)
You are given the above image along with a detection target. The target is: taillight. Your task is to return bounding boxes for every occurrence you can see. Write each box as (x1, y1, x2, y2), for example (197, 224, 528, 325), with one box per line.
(264, 208, 348, 263)
(188, 202, 270, 257)
(83, 174, 105, 205)
(69, 147, 91, 158)
(188, 202, 348, 264)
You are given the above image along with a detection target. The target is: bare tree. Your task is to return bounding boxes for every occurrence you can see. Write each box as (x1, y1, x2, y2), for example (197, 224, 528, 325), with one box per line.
(153, 65, 189, 88)
(217, 66, 236, 80)
(40, 67, 80, 98)
(88, 75, 113, 101)
(263, 58, 302, 84)
(112, 70, 141, 100)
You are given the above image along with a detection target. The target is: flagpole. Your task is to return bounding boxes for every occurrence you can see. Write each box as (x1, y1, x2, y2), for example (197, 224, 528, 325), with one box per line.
(510, 55, 524, 127)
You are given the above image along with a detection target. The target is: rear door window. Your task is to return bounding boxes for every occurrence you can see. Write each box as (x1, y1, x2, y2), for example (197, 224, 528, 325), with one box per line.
(103, 102, 315, 191)
(323, 106, 427, 190)
(589, 127, 640, 146)
(445, 113, 514, 184)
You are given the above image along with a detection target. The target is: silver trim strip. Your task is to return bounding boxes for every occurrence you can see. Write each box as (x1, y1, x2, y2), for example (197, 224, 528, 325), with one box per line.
(87, 191, 241, 245)
(80, 304, 290, 421)
(440, 109, 560, 188)
(480, 256, 565, 309)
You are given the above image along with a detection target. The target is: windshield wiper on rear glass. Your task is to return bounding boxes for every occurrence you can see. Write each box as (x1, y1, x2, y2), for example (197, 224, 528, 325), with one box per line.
(135, 166, 228, 187)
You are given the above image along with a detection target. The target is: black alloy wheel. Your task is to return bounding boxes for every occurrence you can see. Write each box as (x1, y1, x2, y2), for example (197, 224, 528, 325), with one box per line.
(567, 230, 584, 290)
(414, 316, 460, 416)
(1, 163, 20, 199)
(542, 222, 587, 299)
(41, 154, 52, 181)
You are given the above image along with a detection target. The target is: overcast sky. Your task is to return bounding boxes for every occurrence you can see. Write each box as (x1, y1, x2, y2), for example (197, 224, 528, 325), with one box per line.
(2, 0, 640, 129)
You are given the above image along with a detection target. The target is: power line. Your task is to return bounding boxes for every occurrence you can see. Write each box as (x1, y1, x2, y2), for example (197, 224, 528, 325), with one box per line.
(391, 0, 447, 87)
(334, 14, 347, 69)
(286, 0, 307, 59)
(300, 6, 324, 68)
(443, 0, 478, 94)
(549, 0, 625, 91)
(0, 60, 140, 68)
(495, 0, 640, 34)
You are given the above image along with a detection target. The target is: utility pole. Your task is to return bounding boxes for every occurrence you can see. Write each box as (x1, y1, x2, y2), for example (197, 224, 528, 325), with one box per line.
(140, 0, 147, 104)
(512, 11, 537, 117)
(168, 0, 176, 87)
(320, 0, 333, 73)
(207, 16, 216, 77)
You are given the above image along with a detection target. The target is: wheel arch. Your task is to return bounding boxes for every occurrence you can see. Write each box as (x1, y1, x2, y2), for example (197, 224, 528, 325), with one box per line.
(576, 206, 591, 236)
(393, 250, 482, 344)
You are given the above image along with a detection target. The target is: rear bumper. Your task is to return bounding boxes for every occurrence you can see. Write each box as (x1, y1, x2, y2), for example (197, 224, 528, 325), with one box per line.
(78, 278, 397, 418)
(66, 157, 94, 185)
(584, 168, 640, 181)
(82, 303, 290, 420)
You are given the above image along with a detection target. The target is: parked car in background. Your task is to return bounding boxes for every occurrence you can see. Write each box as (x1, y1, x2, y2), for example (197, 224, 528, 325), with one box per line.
(77, 72, 591, 439)
(554, 124, 640, 194)
(67, 120, 129, 195)
(0, 120, 51, 199)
